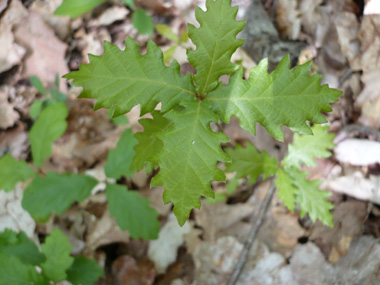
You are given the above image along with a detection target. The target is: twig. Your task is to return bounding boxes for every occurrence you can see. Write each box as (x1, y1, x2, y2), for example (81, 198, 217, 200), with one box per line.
(228, 178, 277, 285)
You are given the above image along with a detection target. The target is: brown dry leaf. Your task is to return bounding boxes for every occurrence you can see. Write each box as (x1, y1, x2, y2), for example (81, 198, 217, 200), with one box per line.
(88, 6, 129, 27)
(139, 187, 172, 217)
(0, 124, 29, 159)
(86, 210, 130, 252)
(353, 14, 380, 73)
(276, 0, 301, 40)
(0, 90, 19, 129)
(310, 201, 367, 263)
(139, 0, 172, 14)
(335, 138, 380, 166)
(0, 184, 36, 238)
(327, 171, 380, 204)
(334, 12, 361, 70)
(111, 255, 155, 285)
(30, 0, 71, 39)
(14, 12, 69, 89)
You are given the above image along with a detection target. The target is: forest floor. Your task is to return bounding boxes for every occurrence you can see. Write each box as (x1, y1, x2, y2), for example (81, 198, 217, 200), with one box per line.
(1, 0, 380, 284)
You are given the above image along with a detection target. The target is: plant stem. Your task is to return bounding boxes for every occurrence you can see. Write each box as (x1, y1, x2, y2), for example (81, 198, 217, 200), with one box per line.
(228, 178, 276, 285)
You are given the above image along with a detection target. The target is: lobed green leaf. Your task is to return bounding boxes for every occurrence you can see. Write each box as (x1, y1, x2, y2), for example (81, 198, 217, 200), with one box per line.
(106, 184, 160, 239)
(151, 101, 229, 225)
(0, 229, 45, 266)
(40, 229, 74, 283)
(22, 172, 98, 222)
(283, 124, 335, 168)
(0, 154, 35, 192)
(207, 56, 341, 140)
(188, 0, 245, 94)
(64, 38, 196, 116)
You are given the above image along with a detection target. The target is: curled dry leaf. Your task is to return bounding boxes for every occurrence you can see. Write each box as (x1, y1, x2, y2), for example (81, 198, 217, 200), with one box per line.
(335, 138, 380, 166)
(276, 0, 301, 40)
(88, 6, 129, 28)
(328, 171, 380, 204)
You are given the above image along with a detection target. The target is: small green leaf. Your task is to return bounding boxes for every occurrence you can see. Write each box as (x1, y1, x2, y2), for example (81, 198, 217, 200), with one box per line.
(179, 30, 189, 44)
(22, 172, 98, 222)
(30, 102, 68, 167)
(156, 24, 180, 43)
(54, 0, 106, 18)
(105, 129, 138, 179)
(290, 169, 333, 227)
(106, 184, 160, 239)
(225, 143, 279, 184)
(30, 76, 47, 95)
(123, 0, 135, 8)
(64, 38, 196, 116)
(0, 229, 46, 266)
(151, 101, 229, 225)
(0, 154, 35, 192)
(30, 100, 44, 119)
(0, 252, 47, 285)
(283, 124, 335, 168)
(55, 73, 60, 89)
(66, 255, 103, 285)
(275, 168, 297, 211)
(50, 89, 67, 102)
(133, 9, 154, 36)
(207, 56, 342, 140)
(226, 177, 239, 195)
(187, 0, 245, 94)
(41, 229, 74, 283)
(131, 111, 171, 172)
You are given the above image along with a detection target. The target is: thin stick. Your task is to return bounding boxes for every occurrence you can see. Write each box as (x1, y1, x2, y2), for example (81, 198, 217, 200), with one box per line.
(228, 178, 277, 285)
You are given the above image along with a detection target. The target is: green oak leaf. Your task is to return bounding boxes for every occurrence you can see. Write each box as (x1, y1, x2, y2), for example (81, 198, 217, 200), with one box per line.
(30, 102, 68, 167)
(0, 252, 47, 285)
(0, 229, 46, 266)
(105, 129, 138, 179)
(131, 111, 171, 172)
(64, 38, 196, 116)
(275, 168, 298, 212)
(151, 101, 229, 225)
(187, 0, 245, 94)
(54, 0, 106, 18)
(66, 256, 103, 285)
(207, 56, 342, 140)
(106, 184, 160, 239)
(0, 154, 35, 192)
(289, 169, 333, 227)
(40, 229, 74, 283)
(283, 124, 335, 168)
(225, 143, 279, 184)
(22, 172, 98, 222)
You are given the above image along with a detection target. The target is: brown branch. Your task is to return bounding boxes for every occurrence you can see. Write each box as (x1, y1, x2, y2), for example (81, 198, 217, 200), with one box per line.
(228, 178, 277, 285)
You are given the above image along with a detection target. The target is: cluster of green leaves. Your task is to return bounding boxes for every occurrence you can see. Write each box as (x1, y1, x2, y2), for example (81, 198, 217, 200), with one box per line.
(65, 0, 341, 226)
(54, 0, 154, 35)
(0, 228, 103, 284)
(226, 125, 335, 226)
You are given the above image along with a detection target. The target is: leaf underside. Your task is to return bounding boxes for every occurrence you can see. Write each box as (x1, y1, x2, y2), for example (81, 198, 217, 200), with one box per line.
(151, 101, 229, 225)
(207, 56, 341, 140)
(187, 0, 245, 94)
(64, 38, 196, 117)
